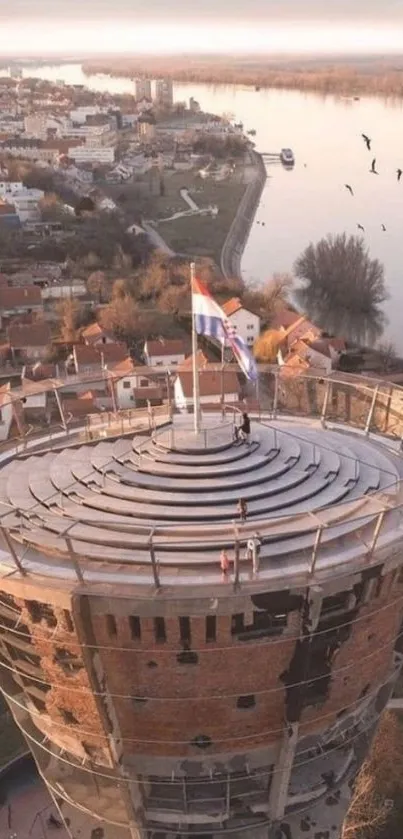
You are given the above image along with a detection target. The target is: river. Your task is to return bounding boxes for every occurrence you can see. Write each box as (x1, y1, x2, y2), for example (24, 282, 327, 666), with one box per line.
(11, 62, 403, 349)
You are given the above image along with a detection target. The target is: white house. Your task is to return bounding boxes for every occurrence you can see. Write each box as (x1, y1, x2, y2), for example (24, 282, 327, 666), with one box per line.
(68, 145, 115, 165)
(0, 182, 44, 222)
(107, 358, 155, 409)
(144, 339, 186, 368)
(174, 366, 240, 413)
(0, 384, 13, 441)
(222, 298, 260, 347)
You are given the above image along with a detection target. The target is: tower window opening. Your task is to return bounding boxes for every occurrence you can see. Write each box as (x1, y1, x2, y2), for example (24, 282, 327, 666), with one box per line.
(179, 616, 191, 644)
(205, 615, 216, 643)
(106, 614, 117, 637)
(231, 611, 287, 640)
(154, 617, 166, 643)
(129, 615, 141, 640)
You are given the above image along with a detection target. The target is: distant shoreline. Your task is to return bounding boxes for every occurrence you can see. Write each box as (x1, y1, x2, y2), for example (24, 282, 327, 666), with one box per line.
(82, 55, 403, 98)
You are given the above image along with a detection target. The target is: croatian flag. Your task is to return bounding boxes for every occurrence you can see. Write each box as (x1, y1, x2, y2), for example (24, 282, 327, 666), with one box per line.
(192, 276, 258, 381)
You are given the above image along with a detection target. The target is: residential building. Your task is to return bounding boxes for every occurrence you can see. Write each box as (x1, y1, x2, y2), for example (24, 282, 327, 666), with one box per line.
(135, 78, 152, 101)
(0, 181, 44, 222)
(70, 106, 106, 125)
(68, 145, 115, 165)
(81, 322, 115, 347)
(24, 114, 48, 139)
(138, 113, 156, 143)
(0, 286, 43, 327)
(0, 200, 21, 230)
(71, 343, 128, 376)
(271, 308, 322, 351)
(174, 363, 239, 412)
(8, 323, 51, 363)
(136, 97, 154, 114)
(155, 78, 174, 107)
(107, 357, 155, 410)
(144, 339, 186, 367)
(222, 297, 260, 347)
(280, 337, 346, 377)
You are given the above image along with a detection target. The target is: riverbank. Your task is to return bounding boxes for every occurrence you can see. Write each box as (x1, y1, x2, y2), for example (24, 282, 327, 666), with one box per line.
(221, 149, 266, 280)
(83, 55, 403, 98)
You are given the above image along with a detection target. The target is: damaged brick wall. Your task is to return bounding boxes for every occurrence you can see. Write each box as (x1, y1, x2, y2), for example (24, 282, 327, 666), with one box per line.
(0, 585, 109, 766)
(88, 598, 301, 758)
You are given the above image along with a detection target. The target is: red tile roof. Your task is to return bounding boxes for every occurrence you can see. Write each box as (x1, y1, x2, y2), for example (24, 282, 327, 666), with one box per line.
(62, 397, 99, 416)
(222, 297, 243, 317)
(100, 343, 129, 363)
(81, 322, 111, 344)
(270, 308, 302, 331)
(0, 286, 42, 309)
(8, 323, 51, 348)
(74, 342, 131, 372)
(145, 339, 186, 357)
(178, 350, 209, 370)
(177, 368, 239, 398)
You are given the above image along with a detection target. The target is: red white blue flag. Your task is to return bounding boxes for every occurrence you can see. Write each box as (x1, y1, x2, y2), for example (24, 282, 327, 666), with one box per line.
(192, 276, 257, 381)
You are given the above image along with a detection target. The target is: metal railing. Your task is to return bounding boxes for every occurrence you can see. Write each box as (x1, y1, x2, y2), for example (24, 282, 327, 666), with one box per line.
(0, 368, 403, 589)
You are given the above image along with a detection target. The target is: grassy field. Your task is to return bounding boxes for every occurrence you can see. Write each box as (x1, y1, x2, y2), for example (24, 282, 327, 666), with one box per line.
(105, 162, 250, 265)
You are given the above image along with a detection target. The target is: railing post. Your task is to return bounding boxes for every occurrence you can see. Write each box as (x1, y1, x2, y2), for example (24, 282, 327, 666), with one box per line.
(368, 510, 385, 559)
(0, 525, 26, 576)
(320, 380, 331, 428)
(65, 536, 85, 583)
(54, 387, 67, 431)
(272, 371, 279, 419)
(109, 376, 118, 413)
(166, 371, 173, 420)
(149, 530, 160, 590)
(365, 385, 380, 436)
(233, 524, 240, 589)
(310, 524, 323, 574)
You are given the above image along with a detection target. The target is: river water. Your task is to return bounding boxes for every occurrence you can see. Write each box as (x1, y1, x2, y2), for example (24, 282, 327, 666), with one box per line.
(12, 62, 403, 349)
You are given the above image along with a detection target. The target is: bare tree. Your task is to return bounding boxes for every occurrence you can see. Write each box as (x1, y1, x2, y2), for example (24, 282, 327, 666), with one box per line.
(263, 273, 293, 313)
(100, 295, 140, 342)
(294, 234, 387, 345)
(377, 341, 397, 373)
(56, 299, 82, 344)
(87, 271, 109, 303)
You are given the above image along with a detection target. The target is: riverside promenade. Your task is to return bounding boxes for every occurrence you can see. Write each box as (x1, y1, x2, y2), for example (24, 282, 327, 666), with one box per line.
(220, 148, 266, 280)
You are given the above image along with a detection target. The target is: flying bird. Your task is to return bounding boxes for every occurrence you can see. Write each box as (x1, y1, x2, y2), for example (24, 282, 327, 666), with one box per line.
(357, 224, 365, 232)
(397, 169, 402, 182)
(362, 133, 371, 150)
(345, 184, 354, 196)
(381, 224, 386, 231)
(370, 158, 379, 174)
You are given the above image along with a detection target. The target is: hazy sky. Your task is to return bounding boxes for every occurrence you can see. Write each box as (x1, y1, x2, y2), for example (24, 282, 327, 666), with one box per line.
(2, 0, 403, 21)
(1, 0, 403, 55)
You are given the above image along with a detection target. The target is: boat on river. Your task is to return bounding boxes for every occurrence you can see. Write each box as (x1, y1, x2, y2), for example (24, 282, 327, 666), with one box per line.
(280, 147, 295, 166)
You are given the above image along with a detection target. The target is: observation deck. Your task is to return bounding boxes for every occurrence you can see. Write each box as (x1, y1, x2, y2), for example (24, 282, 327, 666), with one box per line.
(0, 385, 403, 593)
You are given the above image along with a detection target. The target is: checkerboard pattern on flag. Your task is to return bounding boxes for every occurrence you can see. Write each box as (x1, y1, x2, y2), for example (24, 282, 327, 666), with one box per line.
(192, 276, 257, 381)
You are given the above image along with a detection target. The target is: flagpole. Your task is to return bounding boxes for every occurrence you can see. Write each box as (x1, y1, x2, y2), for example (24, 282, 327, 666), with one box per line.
(190, 262, 201, 434)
